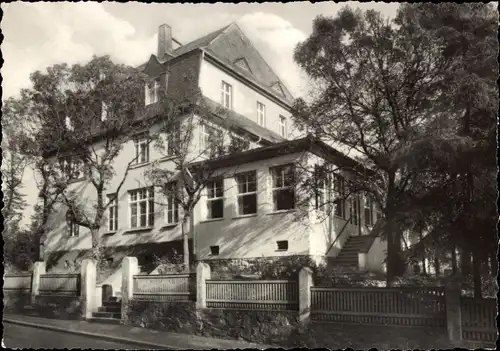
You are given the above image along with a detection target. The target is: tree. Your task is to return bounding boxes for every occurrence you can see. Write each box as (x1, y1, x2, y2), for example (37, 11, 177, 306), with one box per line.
(21, 55, 149, 265)
(293, 6, 456, 284)
(145, 93, 252, 271)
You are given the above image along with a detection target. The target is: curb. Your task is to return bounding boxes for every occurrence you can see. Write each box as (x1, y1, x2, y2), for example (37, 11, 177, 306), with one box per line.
(4, 318, 183, 350)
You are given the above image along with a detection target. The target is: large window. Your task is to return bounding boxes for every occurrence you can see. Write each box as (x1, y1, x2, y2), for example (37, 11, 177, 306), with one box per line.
(364, 195, 374, 226)
(145, 78, 160, 105)
(236, 171, 257, 215)
(129, 187, 155, 228)
(66, 211, 79, 237)
(333, 174, 346, 218)
(167, 122, 180, 156)
(134, 133, 150, 164)
(350, 195, 360, 226)
(165, 182, 179, 224)
(257, 102, 266, 126)
(206, 178, 224, 219)
(107, 194, 118, 232)
(199, 123, 223, 155)
(221, 81, 232, 109)
(279, 115, 287, 138)
(314, 165, 327, 212)
(271, 164, 295, 211)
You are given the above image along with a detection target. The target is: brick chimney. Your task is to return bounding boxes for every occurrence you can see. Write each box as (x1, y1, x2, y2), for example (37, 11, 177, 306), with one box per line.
(157, 24, 173, 59)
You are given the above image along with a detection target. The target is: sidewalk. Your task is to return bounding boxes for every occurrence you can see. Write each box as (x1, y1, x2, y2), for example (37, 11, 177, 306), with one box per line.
(3, 314, 271, 350)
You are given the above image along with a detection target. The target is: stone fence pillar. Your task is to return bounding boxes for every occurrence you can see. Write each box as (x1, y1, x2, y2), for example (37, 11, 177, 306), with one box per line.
(196, 262, 211, 309)
(299, 267, 313, 323)
(81, 259, 97, 319)
(31, 261, 46, 304)
(445, 282, 463, 344)
(121, 257, 139, 321)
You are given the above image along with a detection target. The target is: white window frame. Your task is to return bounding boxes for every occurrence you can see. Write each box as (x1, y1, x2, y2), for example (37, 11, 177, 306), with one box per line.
(333, 174, 346, 219)
(206, 178, 224, 219)
(164, 182, 179, 225)
(235, 171, 257, 215)
(129, 187, 155, 229)
(270, 164, 295, 211)
(364, 194, 374, 227)
(66, 212, 79, 237)
(107, 194, 118, 232)
(279, 115, 287, 138)
(101, 102, 109, 121)
(134, 133, 150, 164)
(257, 101, 266, 126)
(199, 123, 210, 152)
(221, 81, 232, 109)
(315, 166, 327, 212)
(65, 116, 74, 131)
(145, 78, 160, 106)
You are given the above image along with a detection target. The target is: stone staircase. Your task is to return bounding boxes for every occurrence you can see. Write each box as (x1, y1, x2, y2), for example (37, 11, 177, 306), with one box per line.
(88, 296, 122, 324)
(328, 235, 376, 270)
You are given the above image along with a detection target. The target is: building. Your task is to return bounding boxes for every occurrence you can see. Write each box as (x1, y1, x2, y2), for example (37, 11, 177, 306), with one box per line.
(41, 23, 387, 285)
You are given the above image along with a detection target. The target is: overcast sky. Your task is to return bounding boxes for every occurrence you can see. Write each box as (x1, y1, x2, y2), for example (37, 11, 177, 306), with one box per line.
(1, 2, 400, 226)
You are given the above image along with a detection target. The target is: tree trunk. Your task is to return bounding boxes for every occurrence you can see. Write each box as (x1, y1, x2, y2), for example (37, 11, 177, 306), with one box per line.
(472, 249, 482, 298)
(460, 248, 472, 275)
(451, 244, 457, 275)
(182, 214, 190, 272)
(422, 257, 427, 274)
(490, 250, 498, 277)
(385, 218, 405, 285)
(434, 257, 441, 276)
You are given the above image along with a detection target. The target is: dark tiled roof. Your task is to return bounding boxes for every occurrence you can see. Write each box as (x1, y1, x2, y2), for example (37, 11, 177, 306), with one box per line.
(173, 24, 231, 57)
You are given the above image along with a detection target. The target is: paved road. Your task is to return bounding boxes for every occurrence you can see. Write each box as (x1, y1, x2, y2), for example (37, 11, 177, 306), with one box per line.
(3, 322, 161, 349)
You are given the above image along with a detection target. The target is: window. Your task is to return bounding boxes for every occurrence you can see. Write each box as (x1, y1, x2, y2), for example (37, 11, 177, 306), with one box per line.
(66, 211, 79, 237)
(314, 165, 327, 212)
(164, 182, 179, 224)
(257, 102, 266, 126)
(235, 171, 257, 215)
(333, 174, 346, 218)
(206, 178, 224, 219)
(210, 245, 220, 256)
(101, 102, 109, 121)
(134, 133, 150, 164)
(277, 240, 288, 251)
(271, 164, 295, 211)
(145, 78, 160, 105)
(59, 156, 83, 180)
(65, 116, 74, 131)
(129, 187, 155, 228)
(350, 195, 360, 226)
(364, 195, 374, 227)
(279, 115, 287, 138)
(107, 194, 118, 232)
(221, 81, 232, 109)
(167, 122, 180, 156)
(199, 123, 223, 155)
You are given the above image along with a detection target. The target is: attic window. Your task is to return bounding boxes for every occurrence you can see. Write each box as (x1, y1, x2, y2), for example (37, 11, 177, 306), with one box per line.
(210, 245, 220, 256)
(234, 58, 252, 74)
(270, 82, 285, 97)
(277, 240, 288, 251)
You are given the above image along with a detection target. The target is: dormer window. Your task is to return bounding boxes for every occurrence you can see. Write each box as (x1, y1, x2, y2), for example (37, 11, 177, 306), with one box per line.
(145, 78, 161, 105)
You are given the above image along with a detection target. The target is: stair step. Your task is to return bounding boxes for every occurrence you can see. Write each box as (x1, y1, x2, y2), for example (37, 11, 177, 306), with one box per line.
(103, 301, 121, 308)
(108, 296, 120, 302)
(92, 311, 121, 319)
(98, 306, 121, 313)
(87, 317, 122, 325)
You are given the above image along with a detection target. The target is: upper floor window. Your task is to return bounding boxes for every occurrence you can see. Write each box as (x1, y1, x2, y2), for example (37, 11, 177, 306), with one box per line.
(145, 78, 160, 105)
(314, 165, 327, 212)
(279, 115, 287, 138)
(207, 178, 224, 219)
(134, 133, 150, 164)
(167, 121, 180, 156)
(221, 81, 232, 109)
(333, 174, 346, 219)
(199, 123, 224, 156)
(257, 102, 266, 126)
(107, 194, 118, 232)
(164, 182, 179, 225)
(364, 195, 374, 227)
(270, 164, 295, 211)
(235, 171, 257, 215)
(101, 102, 110, 121)
(129, 187, 155, 228)
(59, 156, 83, 180)
(66, 211, 79, 237)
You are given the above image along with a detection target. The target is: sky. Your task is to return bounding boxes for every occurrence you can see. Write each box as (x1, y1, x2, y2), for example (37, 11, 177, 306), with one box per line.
(1, 1, 401, 225)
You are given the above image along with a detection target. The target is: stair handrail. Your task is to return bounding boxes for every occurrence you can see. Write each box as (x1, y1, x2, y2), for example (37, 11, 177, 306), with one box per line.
(325, 213, 353, 256)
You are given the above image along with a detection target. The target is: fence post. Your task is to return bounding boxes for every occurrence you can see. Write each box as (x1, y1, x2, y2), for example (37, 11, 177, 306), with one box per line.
(121, 256, 139, 321)
(445, 282, 463, 345)
(31, 261, 46, 304)
(299, 267, 313, 323)
(81, 259, 97, 319)
(196, 262, 211, 309)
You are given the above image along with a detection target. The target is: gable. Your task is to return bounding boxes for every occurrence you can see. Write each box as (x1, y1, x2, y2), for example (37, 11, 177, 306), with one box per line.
(143, 55, 166, 77)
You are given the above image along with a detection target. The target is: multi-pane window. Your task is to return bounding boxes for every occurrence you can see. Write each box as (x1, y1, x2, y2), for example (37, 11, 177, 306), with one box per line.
(129, 188, 155, 228)
(59, 156, 83, 180)
(279, 115, 287, 138)
(165, 182, 179, 224)
(199, 123, 223, 155)
(257, 102, 266, 126)
(66, 211, 79, 237)
(235, 171, 257, 215)
(145, 78, 160, 105)
(107, 194, 118, 232)
(350, 195, 361, 226)
(221, 81, 232, 109)
(271, 164, 295, 211)
(167, 122, 180, 156)
(199, 123, 210, 151)
(364, 195, 374, 226)
(333, 174, 346, 218)
(314, 166, 327, 212)
(134, 133, 150, 164)
(206, 178, 224, 219)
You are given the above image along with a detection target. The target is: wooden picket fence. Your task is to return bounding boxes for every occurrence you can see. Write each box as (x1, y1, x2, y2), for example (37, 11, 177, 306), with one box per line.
(3, 274, 32, 293)
(205, 279, 298, 311)
(39, 273, 81, 296)
(132, 273, 196, 301)
(461, 297, 497, 343)
(311, 286, 446, 327)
